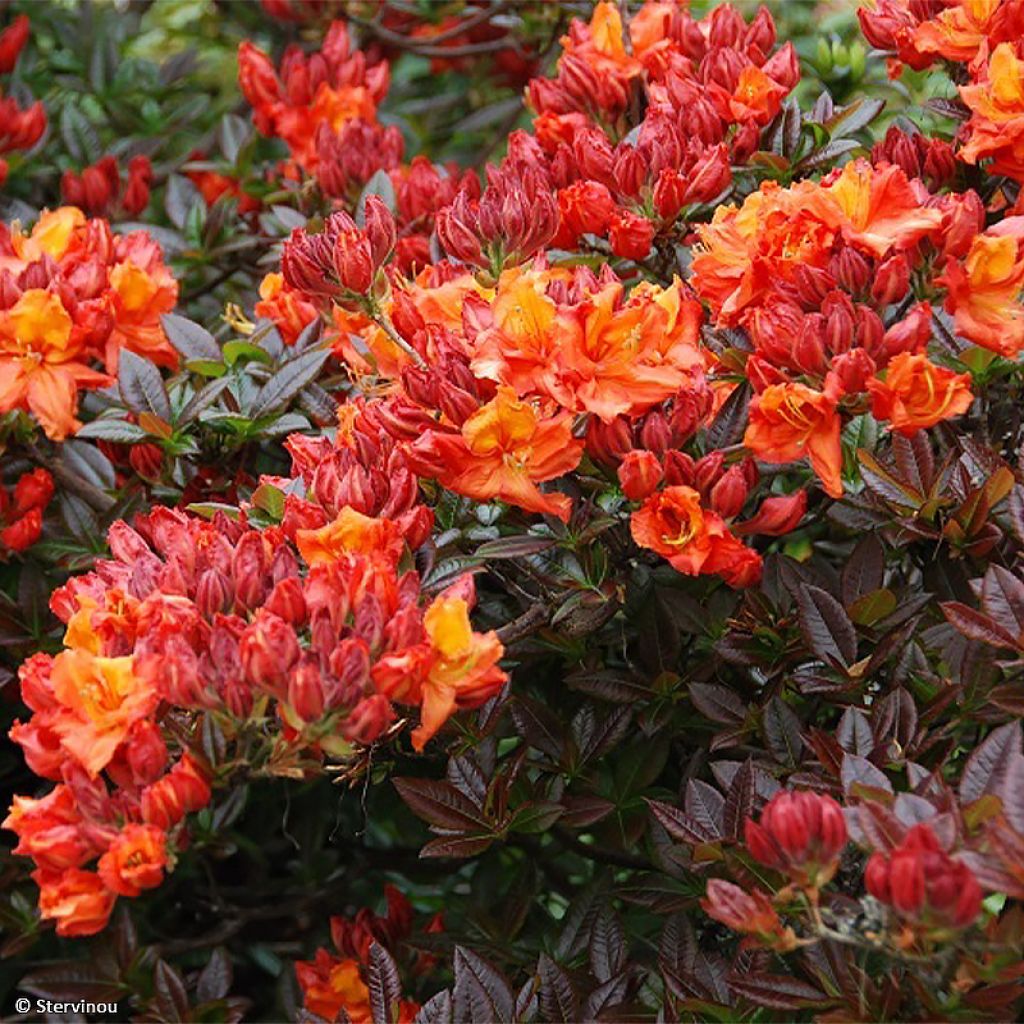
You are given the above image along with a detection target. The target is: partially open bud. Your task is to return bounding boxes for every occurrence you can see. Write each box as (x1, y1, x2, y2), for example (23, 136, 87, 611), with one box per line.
(618, 450, 662, 501)
(744, 789, 847, 887)
(864, 823, 982, 930)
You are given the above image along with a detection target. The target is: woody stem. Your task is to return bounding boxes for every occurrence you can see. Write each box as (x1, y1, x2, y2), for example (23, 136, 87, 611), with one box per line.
(369, 303, 427, 370)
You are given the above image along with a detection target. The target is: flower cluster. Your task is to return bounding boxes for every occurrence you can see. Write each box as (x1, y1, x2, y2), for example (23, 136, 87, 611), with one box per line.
(691, 159, 981, 495)
(238, 20, 389, 173)
(704, 789, 985, 951)
(60, 155, 154, 218)
(0, 207, 178, 439)
(0, 14, 43, 188)
(0, 467, 53, 555)
(295, 886, 434, 1023)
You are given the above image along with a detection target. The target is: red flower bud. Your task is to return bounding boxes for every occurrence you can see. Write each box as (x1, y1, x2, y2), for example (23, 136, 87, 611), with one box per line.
(662, 450, 695, 487)
(333, 229, 375, 294)
(0, 14, 30, 74)
(640, 411, 672, 454)
(240, 611, 300, 698)
(265, 576, 307, 626)
(125, 720, 168, 786)
(701, 878, 784, 939)
(744, 790, 847, 886)
(1, 508, 42, 552)
(735, 490, 807, 537)
(609, 210, 654, 262)
(343, 693, 395, 744)
(618, 450, 662, 501)
(864, 823, 982, 930)
(141, 755, 211, 829)
(287, 655, 326, 724)
(13, 468, 54, 515)
(363, 194, 397, 267)
(129, 443, 164, 481)
(871, 253, 910, 307)
(710, 465, 749, 518)
(196, 569, 234, 619)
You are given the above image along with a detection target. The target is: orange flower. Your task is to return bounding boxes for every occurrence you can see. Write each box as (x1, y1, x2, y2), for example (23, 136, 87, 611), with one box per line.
(411, 594, 506, 750)
(255, 272, 319, 345)
(414, 386, 584, 521)
(470, 265, 575, 405)
(693, 180, 837, 324)
(941, 221, 1024, 357)
(3, 786, 95, 872)
(105, 233, 180, 371)
(813, 160, 943, 259)
(712, 64, 786, 125)
(34, 868, 116, 938)
(5, 206, 85, 267)
(744, 383, 843, 498)
(914, 0, 1010, 62)
(296, 951, 372, 1023)
(0, 288, 111, 440)
(97, 823, 168, 897)
(630, 486, 762, 587)
(48, 649, 158, 776)
(960, 43, 1024, 181)
(296, 506, 405, 566)
(868, 353, 973, 435)
(566, 279, 705, 422)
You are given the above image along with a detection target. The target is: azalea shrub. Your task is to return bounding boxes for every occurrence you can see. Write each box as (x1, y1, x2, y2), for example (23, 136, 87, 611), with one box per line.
(3, 0, 1024, 1020)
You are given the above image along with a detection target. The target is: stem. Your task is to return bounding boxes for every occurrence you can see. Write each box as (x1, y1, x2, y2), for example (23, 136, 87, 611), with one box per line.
(370, 303, 427, 370)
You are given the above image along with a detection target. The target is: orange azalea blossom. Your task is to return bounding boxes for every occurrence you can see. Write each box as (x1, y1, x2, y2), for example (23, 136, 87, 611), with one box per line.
(914, 0, 1024, 63)
(868, 353, 973, 435)
(3, 786, 97, 872)
(296, 951, 373, 1023)
(255, 272, 319, 345)
(941, 218, 1024, 357)
(47, 649, 158, 776)
(692, 162, 940, 324)
(813, 160, 943, 259)
(471, 267, 705, 422)
(412, 594, 506, 751)
(411, 386, 584, 521)
(334, 270, 486, 379)
(631, 486, 762, 587)
(0, 288, 111, 441)
(105, 232, 181, 371)
(693, 180, 838, 324)
(744, 383, 843, 498)
(33, 868, 116, 938)
(960, 43, 1024, 182)
(296, 506, 405, 566)
(3, 206, 86, 268)
(97, 823, 168, 897)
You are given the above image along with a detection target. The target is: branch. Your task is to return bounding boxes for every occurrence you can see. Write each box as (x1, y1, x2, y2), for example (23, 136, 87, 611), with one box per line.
(496, 602, 550, 644)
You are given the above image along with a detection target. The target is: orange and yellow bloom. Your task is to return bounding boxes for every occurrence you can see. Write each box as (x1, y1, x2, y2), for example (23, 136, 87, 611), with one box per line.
(744, 383, 843, 498)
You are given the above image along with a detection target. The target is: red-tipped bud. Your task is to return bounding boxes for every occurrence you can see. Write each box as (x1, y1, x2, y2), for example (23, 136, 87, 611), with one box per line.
(125, 720, 168, 786)
(871, 253, 910, 307)
(608, 210, 654, 262)
(0, 14, 30, 73)
(864, 824, 982, 930)
(13, 468, 54, 515)
(735, 490, 807, 537)
(618, 450, 662, 501)
(287, 655, 326, 724)
(710, 465, 749, 518)
(343, 693, 395, 744)
(744, 789, 847, 886)
(363, 195, 397, 267)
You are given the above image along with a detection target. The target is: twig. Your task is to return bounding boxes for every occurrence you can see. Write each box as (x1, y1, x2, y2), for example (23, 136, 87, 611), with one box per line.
(29, 446, 116, 514)
(553, 825, 651, 870)
(496, 602, 550, 644)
